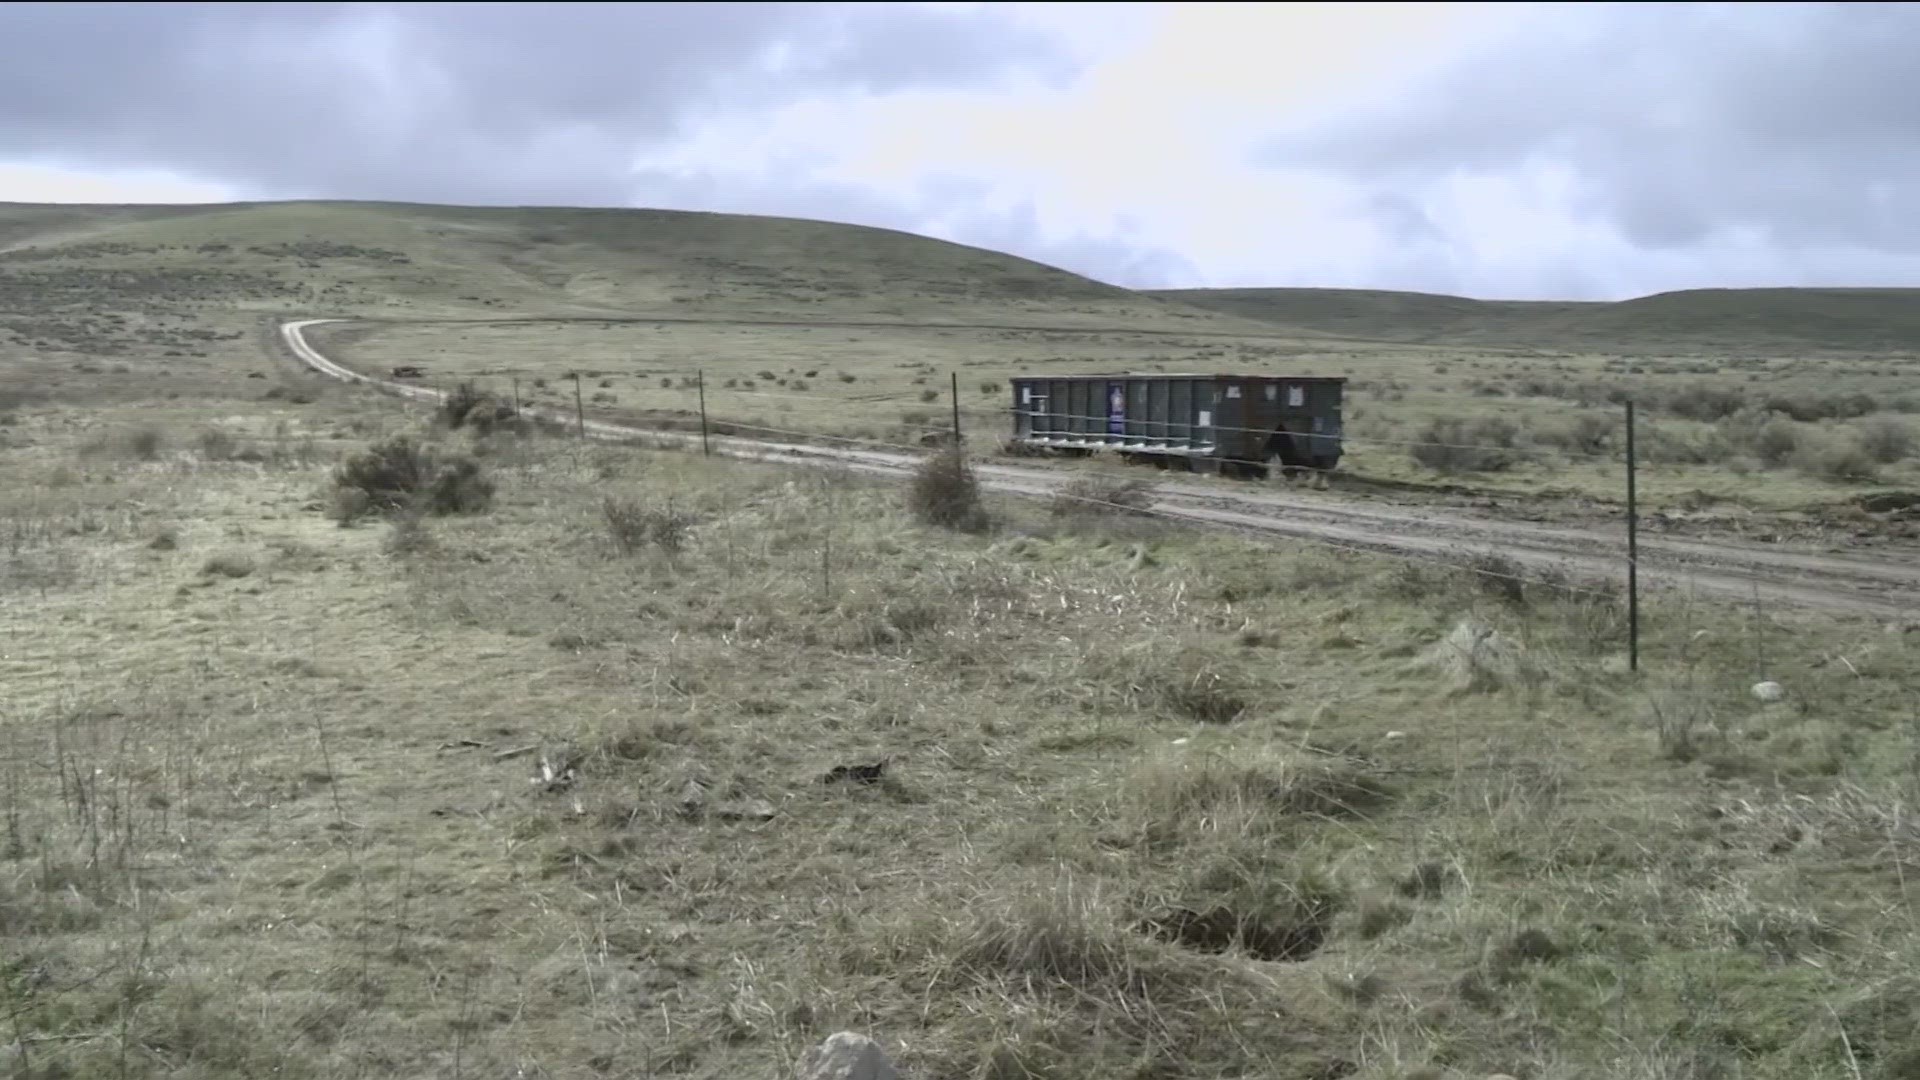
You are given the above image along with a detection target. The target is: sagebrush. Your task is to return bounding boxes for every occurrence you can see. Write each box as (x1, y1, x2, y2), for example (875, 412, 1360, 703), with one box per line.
(330, 434, 495, 520)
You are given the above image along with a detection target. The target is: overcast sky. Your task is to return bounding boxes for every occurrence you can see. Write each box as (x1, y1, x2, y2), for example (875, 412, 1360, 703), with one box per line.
(3, 1, 1918, 300)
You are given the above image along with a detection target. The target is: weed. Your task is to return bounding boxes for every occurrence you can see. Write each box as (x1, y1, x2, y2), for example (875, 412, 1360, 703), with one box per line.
(195, 428, 239, 461)
(126, 425, 165, 460)
(601, 496, 693, 554)
(1797, 435, 1880, 483)
(908, 447, 989, 532)
(1748, 416, 1803, 468)
(436, 381, 516, 434)
(201, 552, 255, 578)
(1860, 417, 1914, 464)
(1051, 472, 1155, 519)
(1409, 416, 1519, 473)
(384, 514, 436, 558)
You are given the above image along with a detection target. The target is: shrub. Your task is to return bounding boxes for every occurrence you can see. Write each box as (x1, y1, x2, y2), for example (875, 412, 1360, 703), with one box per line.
(1641, 424, 1735, 466)
(909, 447, 989, 532)
(919, 389, 941, 404)
(601, 496, 693, 554)
(1860, 417, 1914, 464)
(196, 428, 239, 461)
(423, 456, 496, 514)
(201, 552, 256, 579)
(1051, 473, 1156, 519)
(837, 372, 857, 383)
(1658, 382, 1748, 421)
(330, 435, 495, 519)
(1536, 410, 1614, 455)
(1749, 417, 1802, 468)
(436, 382, 516, 434)
(126, 426, 165, 461)
(1796, 436, 1880, 483)
(383, 514, 436, 558)
(979, 381, 1002, 396)
(1764, 392, 1878, 422)
(1408, 416, 1519, 474)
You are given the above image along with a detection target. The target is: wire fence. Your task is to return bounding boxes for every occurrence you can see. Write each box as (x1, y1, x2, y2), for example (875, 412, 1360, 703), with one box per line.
(471, 367, 1627, 462)
(17, 344, 1907, 665)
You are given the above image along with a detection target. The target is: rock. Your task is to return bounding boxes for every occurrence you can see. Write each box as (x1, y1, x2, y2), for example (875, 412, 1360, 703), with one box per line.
(714, 798, 776, 822)
(796, 1032, 898, 1080)
(1383, 731, 1406, 741)
(1752, 680, 1786, 704)
(1420, 619, 1526, 692)
(822, 761, 887, 786)
(675, 780, 707, 818)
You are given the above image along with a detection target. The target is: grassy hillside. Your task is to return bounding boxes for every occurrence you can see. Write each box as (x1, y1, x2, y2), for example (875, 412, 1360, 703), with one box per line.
(1151, 286, 1920, 353)
(0, 200, 1268, 363)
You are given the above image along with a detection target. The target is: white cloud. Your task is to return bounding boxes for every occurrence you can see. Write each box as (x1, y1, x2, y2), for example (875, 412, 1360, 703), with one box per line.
(0, 162, 234, 205)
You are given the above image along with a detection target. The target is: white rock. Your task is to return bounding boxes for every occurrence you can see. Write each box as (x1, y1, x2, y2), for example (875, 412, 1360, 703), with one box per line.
(1170, 737, 1189, 746)
(797, 1032, 898, 1080)
(1384, 731, 1406, 741)
(1752, 680, 1786, 703)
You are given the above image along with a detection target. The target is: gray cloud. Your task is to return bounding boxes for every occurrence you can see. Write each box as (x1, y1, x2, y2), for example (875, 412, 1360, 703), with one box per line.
(1267, 3, 1920, 259)
(0, 2, 1069, 207)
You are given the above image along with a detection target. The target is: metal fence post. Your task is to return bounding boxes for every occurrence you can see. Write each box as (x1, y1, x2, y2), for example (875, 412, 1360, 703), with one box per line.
(950, 371, 961, 446)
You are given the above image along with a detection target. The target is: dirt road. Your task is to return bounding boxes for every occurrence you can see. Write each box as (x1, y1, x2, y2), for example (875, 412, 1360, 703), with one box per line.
(281, 319, 1920, 619)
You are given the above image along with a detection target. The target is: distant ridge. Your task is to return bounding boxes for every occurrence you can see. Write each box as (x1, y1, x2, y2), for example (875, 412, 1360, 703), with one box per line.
(1147, 286, 1920, 351)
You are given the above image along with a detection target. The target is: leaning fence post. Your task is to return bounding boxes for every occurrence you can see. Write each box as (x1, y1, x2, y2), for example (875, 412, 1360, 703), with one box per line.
(697, 371, 711, 457)
(572, 372, 585, 440)
(950, 372, 962, 447)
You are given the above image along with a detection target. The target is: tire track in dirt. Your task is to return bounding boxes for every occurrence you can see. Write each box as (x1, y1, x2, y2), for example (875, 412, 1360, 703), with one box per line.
(281, 319, 1920, 620)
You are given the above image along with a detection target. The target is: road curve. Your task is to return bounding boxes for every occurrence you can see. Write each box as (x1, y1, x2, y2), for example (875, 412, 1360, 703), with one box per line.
(281, 319, 1920, 619)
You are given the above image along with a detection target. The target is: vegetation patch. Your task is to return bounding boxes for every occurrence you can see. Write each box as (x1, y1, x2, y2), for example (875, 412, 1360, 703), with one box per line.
(329, 433, 495, 520)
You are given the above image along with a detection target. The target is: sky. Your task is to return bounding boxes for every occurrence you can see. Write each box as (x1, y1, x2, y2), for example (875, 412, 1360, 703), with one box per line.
(3, 1, 1918, 300)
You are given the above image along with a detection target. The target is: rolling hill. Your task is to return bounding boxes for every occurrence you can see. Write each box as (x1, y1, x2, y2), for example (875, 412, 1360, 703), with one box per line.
(0, 200, 1268, 335)
(1149, 286, 1920, 353)
(4, 199, 1920, 362)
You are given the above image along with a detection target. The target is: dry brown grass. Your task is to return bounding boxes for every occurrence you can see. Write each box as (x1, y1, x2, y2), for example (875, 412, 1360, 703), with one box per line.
(0, 363, 1917, 1080)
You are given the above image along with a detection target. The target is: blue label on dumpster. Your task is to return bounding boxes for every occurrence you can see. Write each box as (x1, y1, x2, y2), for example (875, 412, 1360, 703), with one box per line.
(1108, 384, 1125, 435)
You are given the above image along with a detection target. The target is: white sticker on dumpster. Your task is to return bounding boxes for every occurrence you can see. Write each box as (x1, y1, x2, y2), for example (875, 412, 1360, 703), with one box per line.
(1021, 386, 1031, 404)
(1198, 410, 1212, 427)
